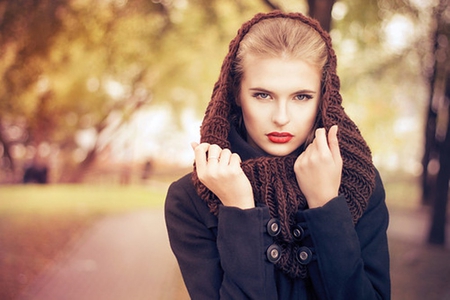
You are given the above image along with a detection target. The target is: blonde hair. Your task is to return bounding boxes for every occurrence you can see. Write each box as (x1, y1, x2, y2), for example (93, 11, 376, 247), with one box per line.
(234, 17, 327, 81)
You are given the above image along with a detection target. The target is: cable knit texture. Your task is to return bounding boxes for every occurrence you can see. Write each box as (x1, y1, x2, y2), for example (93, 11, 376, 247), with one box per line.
(192, 11, 376, 279)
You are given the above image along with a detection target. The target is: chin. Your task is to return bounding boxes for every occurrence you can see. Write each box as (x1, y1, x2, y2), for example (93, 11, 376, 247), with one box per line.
(263, 147, 297, 157)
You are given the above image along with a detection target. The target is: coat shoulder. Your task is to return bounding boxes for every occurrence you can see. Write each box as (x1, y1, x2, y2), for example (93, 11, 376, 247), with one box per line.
(165, 172, 216, 226)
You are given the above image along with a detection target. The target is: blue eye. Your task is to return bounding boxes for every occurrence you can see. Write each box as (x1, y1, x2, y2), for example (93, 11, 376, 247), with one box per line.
(253, 93, 270, 100)
(295, 94, 313, 101)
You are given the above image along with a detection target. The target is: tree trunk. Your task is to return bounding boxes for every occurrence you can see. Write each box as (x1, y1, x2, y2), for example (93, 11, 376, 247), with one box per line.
(421, 9, 441, 206)
(426, 0, 450, 246)
(428, 76, 450, 245)
(421, 79, 438, 206)
(307, 0, 336, 32)
(65, 147, 99, 183)
(0, 118, 14, 176)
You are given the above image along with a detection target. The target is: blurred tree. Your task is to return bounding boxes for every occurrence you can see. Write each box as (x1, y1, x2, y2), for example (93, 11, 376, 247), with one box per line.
(426, 0, 450, 245)
(421, 19, 440, 206)
(0, 0, 446, 199)
(327, 0, 429, 177)
(323, 0, 449, 245)
(258, 0, 335, 30)
(308, 0, 335, 31)
(0, 0, 66, 176)
(0, 0, 165, 182)
(428, 75, 450, 245)
(0, 0, 276, 182)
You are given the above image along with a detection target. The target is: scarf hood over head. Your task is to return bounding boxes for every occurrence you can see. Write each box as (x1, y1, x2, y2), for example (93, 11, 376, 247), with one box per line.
(192, 11, 376, 278)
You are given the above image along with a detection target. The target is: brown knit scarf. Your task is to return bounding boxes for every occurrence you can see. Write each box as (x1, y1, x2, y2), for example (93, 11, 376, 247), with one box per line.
(192, 11, 376, 279)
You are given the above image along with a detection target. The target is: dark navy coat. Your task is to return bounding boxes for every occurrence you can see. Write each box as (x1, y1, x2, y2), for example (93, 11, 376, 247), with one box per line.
(165, 131, 390, 299)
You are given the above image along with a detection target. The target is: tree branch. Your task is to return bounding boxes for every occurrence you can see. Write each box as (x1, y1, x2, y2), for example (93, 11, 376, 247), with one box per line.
(261, 0, 281, 10)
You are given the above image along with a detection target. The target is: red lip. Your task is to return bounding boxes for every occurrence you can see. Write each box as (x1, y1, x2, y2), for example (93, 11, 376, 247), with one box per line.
(267, 132, 294, 143)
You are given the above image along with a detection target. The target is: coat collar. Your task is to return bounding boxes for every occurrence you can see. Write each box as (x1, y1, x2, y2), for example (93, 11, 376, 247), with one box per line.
(228, 126, 266, 161)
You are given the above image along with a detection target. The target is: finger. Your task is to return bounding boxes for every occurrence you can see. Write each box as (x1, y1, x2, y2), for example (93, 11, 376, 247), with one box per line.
(328, 125, 341, 164)
(193, 143, 209, 169)
(219, 148, 232, 166)
(314, 128, 328, 153)
(207, 144, 222, 163)
(229, 153, 242, 165)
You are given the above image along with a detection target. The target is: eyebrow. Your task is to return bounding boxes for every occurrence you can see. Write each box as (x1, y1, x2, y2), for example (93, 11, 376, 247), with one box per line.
(248, 87, 317, 94)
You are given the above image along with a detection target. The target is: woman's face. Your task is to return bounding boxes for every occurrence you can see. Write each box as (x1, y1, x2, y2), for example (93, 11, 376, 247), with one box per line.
(238, 55, 321, 156)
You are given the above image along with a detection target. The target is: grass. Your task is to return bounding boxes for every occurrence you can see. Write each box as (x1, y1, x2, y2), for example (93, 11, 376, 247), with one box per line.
(0, 184, 166, 215)
(0, 183, 167, 300)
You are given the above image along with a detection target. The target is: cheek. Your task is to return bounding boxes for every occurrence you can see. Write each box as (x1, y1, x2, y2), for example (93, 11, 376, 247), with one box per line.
(241, 102, 268, 131)
(292, 103, 319, 129)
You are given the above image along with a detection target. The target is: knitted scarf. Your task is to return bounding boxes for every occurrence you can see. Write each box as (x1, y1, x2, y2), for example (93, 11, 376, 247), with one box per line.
(192, 11, 376, 279)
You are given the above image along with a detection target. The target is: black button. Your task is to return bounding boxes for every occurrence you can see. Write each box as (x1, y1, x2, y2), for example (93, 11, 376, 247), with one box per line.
(296, 246, 313, 265)
(266, 244, 281, 263)
(267, 218, 281, 237)
(292, 224, 304, 241)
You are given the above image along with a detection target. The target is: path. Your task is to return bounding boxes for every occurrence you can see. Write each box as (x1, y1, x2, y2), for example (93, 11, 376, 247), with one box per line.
(18, 205, 450, 300)
(388, 206, 450, 248)
(19, 209, 189, 300)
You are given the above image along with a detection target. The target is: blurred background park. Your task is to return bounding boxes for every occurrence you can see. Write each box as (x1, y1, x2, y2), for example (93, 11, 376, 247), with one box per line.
(0, 0, 449, 299)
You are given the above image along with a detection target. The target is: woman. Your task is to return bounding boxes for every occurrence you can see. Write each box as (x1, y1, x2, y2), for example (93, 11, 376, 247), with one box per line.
(165, 11, 390, 299)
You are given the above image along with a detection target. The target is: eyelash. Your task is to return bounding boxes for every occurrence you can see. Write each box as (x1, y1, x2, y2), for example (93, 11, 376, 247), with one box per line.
(252, 93, 313, 101)
(253, 93, 270, 100)
(295, 94, 313, 101)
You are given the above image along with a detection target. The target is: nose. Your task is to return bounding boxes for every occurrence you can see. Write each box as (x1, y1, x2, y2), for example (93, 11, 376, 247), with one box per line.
(272, 101, 290, 127)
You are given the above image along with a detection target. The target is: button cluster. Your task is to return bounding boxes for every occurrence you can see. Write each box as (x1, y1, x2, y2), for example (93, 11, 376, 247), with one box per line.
(265, 219, 313, 266)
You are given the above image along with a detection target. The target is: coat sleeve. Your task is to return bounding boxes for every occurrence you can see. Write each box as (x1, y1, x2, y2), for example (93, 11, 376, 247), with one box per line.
(164, 175, 278, 300)
(303, 169, 390, 299)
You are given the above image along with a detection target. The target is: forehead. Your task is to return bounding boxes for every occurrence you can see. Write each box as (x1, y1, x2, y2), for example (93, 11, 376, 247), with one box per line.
(241, 55, 322, 91)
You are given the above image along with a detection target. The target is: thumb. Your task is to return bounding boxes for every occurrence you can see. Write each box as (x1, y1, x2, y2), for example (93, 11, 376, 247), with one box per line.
(328, 125, 341, 164)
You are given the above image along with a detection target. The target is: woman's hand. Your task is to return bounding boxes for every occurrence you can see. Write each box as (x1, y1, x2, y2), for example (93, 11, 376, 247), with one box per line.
(294, 125, 343, 208)
(192, 142, 255, 209)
